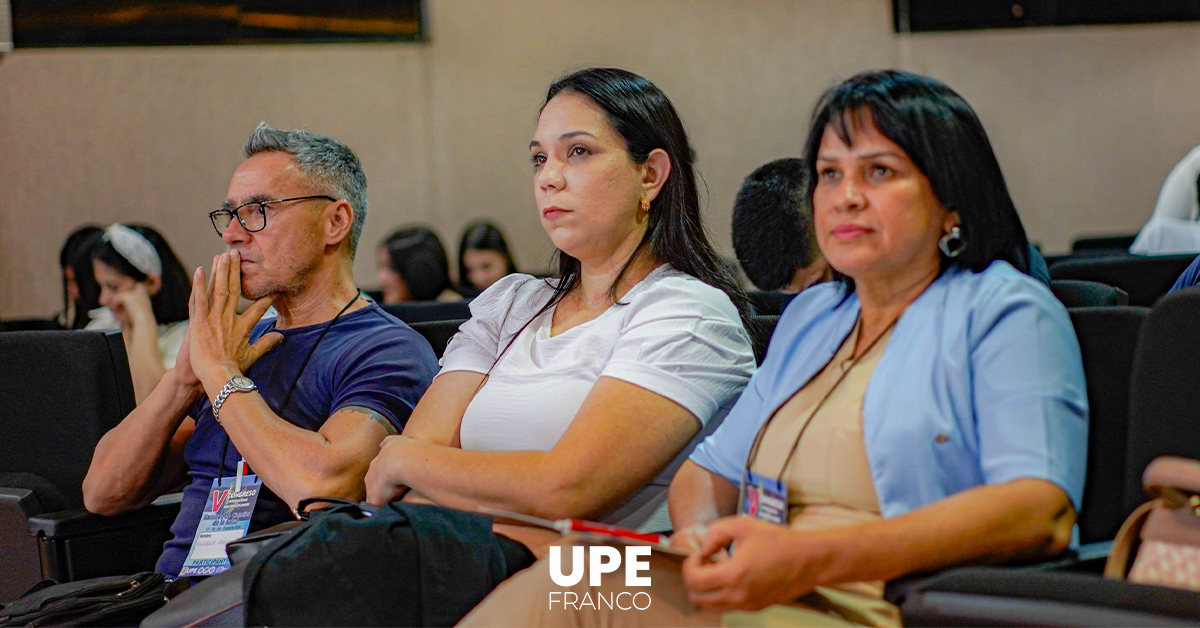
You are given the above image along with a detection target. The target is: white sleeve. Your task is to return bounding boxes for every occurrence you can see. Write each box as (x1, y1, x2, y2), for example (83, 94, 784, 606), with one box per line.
(157, 321, 189, 370)
(83, 307, 120, 331)
(1150, 144, 1200, 221)
(438, 274, 547, 375)
(1130, 217, 1200, 255)
(600, 278, 755, 426)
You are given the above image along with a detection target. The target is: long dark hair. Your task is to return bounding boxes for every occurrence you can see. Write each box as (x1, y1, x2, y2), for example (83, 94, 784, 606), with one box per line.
(802, 70, 1031, 289)
(382, 226, 453, 301)
(60, 225, 103, 329)
(92, 224, 191, 324)
(538, 67, 746, 317)
(457, 220, 518, 295)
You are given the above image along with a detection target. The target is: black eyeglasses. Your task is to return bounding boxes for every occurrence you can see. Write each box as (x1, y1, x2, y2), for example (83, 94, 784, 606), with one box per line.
(209, 195, 337, 236)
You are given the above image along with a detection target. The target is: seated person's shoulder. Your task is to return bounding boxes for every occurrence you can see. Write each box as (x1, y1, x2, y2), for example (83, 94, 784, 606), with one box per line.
(466, 273, 551, 322)
(942, 262, 1077, 351)
(951, 261, 1061, 312)
(621, 267, 740, 321)
(332, 304, 439, 369)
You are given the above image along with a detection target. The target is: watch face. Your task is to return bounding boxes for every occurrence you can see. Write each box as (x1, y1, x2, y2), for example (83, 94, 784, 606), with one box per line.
(231, 376, 256, 391)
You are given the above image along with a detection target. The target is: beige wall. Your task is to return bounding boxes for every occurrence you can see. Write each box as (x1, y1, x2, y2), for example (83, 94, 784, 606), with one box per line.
(2, 0, 1199, 318)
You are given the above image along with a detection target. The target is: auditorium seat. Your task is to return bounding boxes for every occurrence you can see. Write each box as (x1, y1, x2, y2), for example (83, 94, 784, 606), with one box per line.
(1068, 306, 1147, 544)
(889, 293, 1200, 625)
(1123, 288, 1200, 515)
(381, 300, 472, 323)
(747, 291, 796, 316)
(0, 331, 177, 601)
(1051, 279, 1129, 308)
(408, 319, 466, 358)
(1070, 234, 1137, 255)
(1048, 253, 1196, 306)
(896, 566, 1200, 626)
(0, 317, 62, 332)
(745, 315, 779, 365)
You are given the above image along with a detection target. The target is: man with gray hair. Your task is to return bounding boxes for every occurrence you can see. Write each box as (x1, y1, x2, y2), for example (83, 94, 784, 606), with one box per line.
(83, 123, 439, 578)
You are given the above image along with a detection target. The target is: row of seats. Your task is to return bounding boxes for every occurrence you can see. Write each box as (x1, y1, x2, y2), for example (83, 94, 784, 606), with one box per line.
(750, 278, 1130, 317)
(749, 251, 1196, 315)
(0, 251, 1181, 330)
(1048, 252, 1196, 307)
(0, 300, 475, 333)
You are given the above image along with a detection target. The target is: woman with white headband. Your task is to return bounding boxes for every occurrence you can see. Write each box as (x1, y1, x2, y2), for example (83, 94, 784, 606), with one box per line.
(86, 224, 192, 403)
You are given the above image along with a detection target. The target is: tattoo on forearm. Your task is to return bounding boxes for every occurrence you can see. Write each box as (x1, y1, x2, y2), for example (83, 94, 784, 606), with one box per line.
(342, 406, 399, 435)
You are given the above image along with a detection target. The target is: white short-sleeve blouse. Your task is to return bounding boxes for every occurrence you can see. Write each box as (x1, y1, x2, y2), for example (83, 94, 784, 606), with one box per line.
(439, 265, 756, 530)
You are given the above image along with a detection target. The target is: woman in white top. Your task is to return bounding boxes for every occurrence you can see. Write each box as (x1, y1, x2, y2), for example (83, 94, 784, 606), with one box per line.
(86, 224, 192, 403)
(239, 67, 756, 626)
(1130, 144, 1200, 254)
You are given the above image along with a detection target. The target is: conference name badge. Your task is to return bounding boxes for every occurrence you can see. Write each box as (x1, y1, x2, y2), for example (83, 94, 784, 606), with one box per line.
(741, 469, 788, 525)
(179, 464, 261, 577)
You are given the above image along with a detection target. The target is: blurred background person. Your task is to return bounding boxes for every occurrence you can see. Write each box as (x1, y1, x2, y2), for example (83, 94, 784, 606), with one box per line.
(732, 158, 829, 295)
(88, 223, 191, 403)
(376, 226, 461, 303)
(1130, 144, 1200, 254)
(457, 220, 519, 297)
(58, 224, 103, 329)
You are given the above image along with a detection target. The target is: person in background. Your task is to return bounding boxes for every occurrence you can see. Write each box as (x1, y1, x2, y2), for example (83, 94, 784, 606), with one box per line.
(457, 220, 519, 297)
(1130, 145, 1200, 254)
(87, 224, 192, 402)
(732, 158, 829, 295)
(462, 69, 1085, 628)
(58, 224, 103, 329)
(376, 226, 461, 302)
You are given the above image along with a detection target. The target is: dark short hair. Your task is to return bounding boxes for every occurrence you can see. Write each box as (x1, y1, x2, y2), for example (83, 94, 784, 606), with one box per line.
(539, 67, 746, 317)
(60, 225, 103, 329)
(382, 226, 452, 301)
(801, 70, 1031, 286)
(91, 224, 192, 324)
(731, 158, 817, 291)
(457, 220, 518, 294)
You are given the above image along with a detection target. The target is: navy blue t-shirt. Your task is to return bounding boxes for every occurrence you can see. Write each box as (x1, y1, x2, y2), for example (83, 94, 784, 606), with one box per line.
(156, 302, 439, 576)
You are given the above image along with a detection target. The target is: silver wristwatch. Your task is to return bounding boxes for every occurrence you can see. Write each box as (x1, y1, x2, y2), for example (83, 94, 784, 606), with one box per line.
(213, 375, 258, 424)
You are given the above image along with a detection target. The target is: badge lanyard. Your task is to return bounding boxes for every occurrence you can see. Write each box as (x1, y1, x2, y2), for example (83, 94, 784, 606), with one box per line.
(181, 292, 362, 578)
(213, 291, 362, 485)
(738, 315, 898, 523)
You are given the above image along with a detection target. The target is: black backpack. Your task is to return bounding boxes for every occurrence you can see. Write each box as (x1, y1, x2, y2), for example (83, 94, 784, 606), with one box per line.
(0, 572, 168, 627)
(243, 501, 530, 627)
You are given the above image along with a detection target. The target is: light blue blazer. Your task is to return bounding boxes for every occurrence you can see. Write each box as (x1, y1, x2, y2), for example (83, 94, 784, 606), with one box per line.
(691, 261, 1088, 518)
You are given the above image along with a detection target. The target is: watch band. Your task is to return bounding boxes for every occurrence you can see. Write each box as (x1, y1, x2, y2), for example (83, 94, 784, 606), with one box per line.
(213, 376, 257, 424)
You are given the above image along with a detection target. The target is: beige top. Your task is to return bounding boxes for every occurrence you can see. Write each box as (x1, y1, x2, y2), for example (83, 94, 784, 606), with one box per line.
(747, 319, 893, 608)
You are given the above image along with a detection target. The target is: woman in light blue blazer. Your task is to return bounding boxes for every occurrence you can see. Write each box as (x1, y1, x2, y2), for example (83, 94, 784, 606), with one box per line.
(463, 70, 1087, 627)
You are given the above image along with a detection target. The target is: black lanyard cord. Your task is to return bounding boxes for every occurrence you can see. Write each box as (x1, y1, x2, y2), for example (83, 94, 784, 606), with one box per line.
(215, 291, 362, 484)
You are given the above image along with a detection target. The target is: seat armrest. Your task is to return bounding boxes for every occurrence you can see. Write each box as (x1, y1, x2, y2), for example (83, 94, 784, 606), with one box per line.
(26, 494, 182, 583)
(897, 566, 1200, 626)
(27, 493, 181, 538)
(886, 542, 1113, 606)
(1039, 541, 1111, 573)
